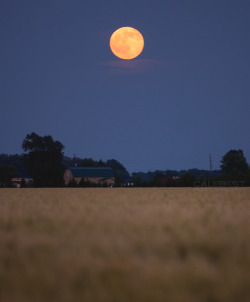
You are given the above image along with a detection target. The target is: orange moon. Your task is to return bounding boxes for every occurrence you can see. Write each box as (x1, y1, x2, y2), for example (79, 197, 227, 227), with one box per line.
(110, 27, 144, 60)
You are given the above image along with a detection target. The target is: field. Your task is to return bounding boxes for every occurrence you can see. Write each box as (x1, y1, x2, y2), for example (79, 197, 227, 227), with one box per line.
(0, 188, 250, 302)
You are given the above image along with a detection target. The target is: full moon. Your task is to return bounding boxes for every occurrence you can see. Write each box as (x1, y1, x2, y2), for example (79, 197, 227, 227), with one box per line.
(110, 27, 144, 60)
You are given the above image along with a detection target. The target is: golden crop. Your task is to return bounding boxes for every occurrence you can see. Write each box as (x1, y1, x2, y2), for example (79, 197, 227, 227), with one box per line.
(0, 188, 250, 302)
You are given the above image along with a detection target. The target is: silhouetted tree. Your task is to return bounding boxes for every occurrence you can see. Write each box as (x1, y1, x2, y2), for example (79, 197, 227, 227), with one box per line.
(106, 159, 130, 185)
(221, 149, 249, 180)
(22, 132, 64, 187)
(98, 159, 105, 166)
(0, 164, 16, 187)
(80, 158, 106, 167)
(179, 172, 196, 187)
(81, 158, 99, 167)
(134, 175, 143, 187)
(0, 154, 28, 177)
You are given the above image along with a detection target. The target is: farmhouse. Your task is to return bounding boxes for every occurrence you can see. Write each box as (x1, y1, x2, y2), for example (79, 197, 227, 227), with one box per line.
(64, 167, 115, 186)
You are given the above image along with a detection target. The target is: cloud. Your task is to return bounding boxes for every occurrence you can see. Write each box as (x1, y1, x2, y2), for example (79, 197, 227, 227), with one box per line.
(100, 59, 166, 74)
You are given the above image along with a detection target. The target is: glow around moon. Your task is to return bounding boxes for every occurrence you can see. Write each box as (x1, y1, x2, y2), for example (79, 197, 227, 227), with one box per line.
(110, 27, 144, 60)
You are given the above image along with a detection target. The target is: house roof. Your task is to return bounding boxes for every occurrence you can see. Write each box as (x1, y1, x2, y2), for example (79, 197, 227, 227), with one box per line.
(69, 167, 115, 178)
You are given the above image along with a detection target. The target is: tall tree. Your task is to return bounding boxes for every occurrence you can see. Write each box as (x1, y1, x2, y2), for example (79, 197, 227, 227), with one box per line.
(22, 132, 65, 187)
(80, 158, 105, 167)
(220, 149, 249, 180)
(80, 158, 99, 167)
(106, 159, 130, 185)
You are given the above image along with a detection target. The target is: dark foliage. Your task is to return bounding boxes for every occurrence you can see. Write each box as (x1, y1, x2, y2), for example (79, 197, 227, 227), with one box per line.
(179, 172, 197, 187)
(106, 159, 130, 185)
(62, 156, 82, 168)
(80, 158, 105, 167)
(0, 154, 29, 177)
(221, 149, 249, 181)
(22, 132, 65, 187)
(2, 143, 249, 187)
(0, 164, 16, 187)
(131, 169, 221, 187)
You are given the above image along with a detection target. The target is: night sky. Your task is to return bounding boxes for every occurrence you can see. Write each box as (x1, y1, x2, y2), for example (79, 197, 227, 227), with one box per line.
(1, 0, 250, 173)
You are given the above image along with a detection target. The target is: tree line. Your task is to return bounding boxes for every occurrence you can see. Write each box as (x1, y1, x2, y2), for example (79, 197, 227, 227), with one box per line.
(0, 133, 130, 187)
(0, 132, 250, 187)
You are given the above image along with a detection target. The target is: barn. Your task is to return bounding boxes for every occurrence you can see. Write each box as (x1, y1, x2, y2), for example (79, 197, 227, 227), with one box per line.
(64, 167, 115, 186)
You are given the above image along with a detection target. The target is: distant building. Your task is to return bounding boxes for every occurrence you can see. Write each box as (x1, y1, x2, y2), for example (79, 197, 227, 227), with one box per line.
(11, 178, 33, 188)
(64, 167, 115, 186)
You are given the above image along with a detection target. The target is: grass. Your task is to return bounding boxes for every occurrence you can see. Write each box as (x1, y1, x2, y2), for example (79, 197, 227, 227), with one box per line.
(0, 187, 250, 302)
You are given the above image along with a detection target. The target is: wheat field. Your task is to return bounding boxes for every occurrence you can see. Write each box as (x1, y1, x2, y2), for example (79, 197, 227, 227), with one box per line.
(0, 188, 250, 302)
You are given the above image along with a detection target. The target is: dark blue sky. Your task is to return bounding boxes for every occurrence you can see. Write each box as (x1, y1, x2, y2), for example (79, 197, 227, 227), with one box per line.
(1, 0, 250, 173)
